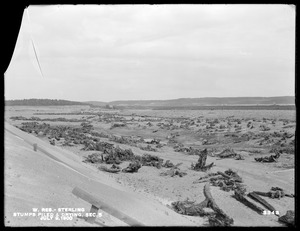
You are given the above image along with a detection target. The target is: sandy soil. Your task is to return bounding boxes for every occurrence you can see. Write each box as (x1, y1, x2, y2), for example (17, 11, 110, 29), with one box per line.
(4, 106, 295, 227)
(4, 123, 202, 226)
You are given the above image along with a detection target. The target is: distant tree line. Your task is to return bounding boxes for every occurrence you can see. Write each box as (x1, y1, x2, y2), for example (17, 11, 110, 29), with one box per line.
(5, 99, 89, 106)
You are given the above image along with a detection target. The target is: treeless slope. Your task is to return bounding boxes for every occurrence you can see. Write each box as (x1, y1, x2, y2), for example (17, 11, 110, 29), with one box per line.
(4, 122, 199, 226)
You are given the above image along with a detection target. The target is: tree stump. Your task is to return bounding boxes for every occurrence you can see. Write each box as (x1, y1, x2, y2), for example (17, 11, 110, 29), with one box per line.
(198, 152, 207, 169)
(191, 150, 214, 171)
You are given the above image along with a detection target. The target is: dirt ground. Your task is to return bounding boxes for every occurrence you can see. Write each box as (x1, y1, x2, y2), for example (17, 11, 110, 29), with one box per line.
(4, 106, 295, 226)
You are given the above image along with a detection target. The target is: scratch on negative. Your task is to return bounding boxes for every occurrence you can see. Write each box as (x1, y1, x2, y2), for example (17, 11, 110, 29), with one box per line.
(30, 39, 44, 78)
(26, 7, 44, 78)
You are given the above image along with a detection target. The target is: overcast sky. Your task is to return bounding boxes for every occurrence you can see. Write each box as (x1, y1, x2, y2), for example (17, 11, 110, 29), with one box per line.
(5, 4, 295, 102)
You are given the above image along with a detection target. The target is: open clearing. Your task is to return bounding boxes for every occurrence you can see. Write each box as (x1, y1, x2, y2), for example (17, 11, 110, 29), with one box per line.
(5, 105, 295, 226)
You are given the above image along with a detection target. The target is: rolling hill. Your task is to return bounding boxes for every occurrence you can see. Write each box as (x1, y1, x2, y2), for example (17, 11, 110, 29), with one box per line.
(5, 96, 295, 108)
(5, 99, 89, 106)
(104, 96, 295, 108)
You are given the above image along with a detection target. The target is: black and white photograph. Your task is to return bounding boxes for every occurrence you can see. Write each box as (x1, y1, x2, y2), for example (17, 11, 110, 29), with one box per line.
(4, 4, 295, 227)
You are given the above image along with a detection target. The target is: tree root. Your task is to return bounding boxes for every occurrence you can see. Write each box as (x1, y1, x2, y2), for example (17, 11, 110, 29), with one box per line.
(172, 183, 234, 226)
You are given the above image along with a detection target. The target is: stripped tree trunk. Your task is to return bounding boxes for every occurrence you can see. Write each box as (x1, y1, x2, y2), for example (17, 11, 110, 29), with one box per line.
(248, 192, 277, 213)
(203, 183, 234, 226)
(233, 190, 264, 214)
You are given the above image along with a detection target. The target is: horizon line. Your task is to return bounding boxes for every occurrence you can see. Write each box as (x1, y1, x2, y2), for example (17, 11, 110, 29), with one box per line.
(5, 95, 295, 102)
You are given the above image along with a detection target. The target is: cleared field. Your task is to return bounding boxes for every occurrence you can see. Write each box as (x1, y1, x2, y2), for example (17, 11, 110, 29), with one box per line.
(152, 105, 295, 110)
(121, 109, 296, 121)
(5, 105, 295, 227)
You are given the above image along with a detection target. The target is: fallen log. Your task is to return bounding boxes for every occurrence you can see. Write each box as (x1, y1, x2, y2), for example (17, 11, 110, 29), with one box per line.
(217, 171, 231, 179)
(284, 194, 295, 198)
(193, 179, 210, 184)
(253, 191, 269, 197)
(247, 192, 277, 215)
(253, 189, 294, 199)
(198, 172, 220, 180)
(233, 190, 264, 215)
(204, 183, 230, 218)
(193, 174, 221, 184)
(203, 183, 234, 226)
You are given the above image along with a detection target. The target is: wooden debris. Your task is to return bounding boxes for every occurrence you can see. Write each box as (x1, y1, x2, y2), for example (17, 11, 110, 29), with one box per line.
(217, 171, 231, 179)
(171, 199, 211, 217)
(217, 148, 237, 159)
(253, 186, 294, 199)
(198, 172, 220, 180)
(278, 210, 295, 226)
(235, 154, 245, 160)
(253, 191, 269, 197)
(254, 151, 281, 163)
(140, 144, 157, 152)
(160, 168, 187, 177)
(110, 122, 126, 129)
(193, 173, 220, 184)
(139, 154, 164, 169)
(233, 190, 264, 215)
(122, 161, 142, 173)
(83, 153, 103, 164)
(191, 150, 215, 172)
(223, 169, 243, 183)
(194, 169, 245, 194)
(162, 160, 180, 168)
(98, 165, 121, 173)
(209, 169, 245, 193)
(160, 162, 186, 177)
(247, 192, 277, 214)
(200, 162, 215, 171)
(172, 183, 234, 226)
